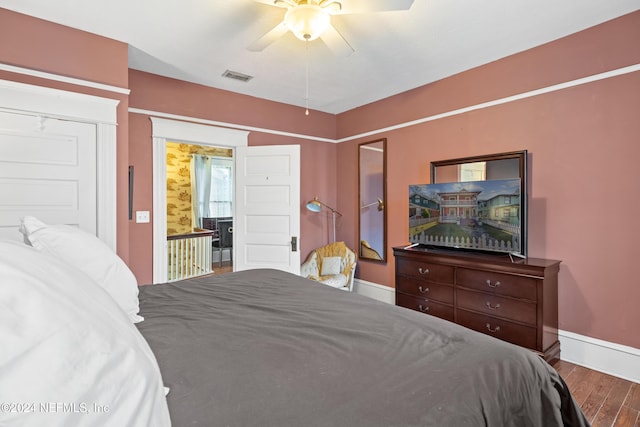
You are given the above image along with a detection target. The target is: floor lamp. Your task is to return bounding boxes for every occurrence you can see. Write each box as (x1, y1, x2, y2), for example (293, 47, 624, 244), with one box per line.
(306, 196, 342, 243)
(360, 198, 384, 211)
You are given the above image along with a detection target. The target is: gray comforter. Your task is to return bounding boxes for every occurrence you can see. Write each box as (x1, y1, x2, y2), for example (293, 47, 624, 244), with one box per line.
(137, 269, 589, 427)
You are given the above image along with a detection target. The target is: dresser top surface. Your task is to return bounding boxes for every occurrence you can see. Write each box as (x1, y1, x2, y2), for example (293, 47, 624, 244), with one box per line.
(393, 246, 561, 270)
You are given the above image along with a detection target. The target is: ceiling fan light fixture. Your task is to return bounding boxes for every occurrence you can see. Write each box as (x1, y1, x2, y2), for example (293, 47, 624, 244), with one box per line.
(284, 4, 330, 41)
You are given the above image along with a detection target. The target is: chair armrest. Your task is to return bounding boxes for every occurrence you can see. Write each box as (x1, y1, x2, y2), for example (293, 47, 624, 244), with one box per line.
(345, 262, 357, 291)
(300, 252, 319, 278)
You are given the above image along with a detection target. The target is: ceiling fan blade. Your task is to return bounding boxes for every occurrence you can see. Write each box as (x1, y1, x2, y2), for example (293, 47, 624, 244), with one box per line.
(332, 0, 414, 14)
(320, 24, 354, 57)
(248, 22, 289, 52)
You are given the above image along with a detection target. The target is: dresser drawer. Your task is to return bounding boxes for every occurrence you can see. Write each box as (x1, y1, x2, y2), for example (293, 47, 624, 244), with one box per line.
(456, 309, 537, 350)
(394, 247, 561, 362)
(396, 258, 454, 283)
(396, 277, 454, 304)
(457, 268, 537, 301)
(396, 292, 455, 322)
(456, 289, 536, 325)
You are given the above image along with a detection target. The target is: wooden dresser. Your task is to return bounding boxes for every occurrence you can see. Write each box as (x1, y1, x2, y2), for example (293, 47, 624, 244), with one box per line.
(393, 246, 561, 363)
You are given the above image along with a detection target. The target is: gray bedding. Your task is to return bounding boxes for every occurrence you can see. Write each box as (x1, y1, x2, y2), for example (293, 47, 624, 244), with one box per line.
(137, 268, 589, 427)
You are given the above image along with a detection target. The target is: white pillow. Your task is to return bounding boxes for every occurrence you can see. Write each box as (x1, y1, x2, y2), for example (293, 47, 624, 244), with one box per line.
(321, 256, 342, 276)
(0, 240, 170, 427)
(19, 216, 143, 323)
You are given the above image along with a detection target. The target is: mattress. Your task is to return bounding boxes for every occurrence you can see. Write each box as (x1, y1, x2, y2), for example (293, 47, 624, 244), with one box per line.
(137, 268, 589, 427)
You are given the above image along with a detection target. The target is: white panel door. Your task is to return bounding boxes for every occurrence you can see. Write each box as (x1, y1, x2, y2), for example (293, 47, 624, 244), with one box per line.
(234, 145, 300, 274)
(0, 111, 97, 241)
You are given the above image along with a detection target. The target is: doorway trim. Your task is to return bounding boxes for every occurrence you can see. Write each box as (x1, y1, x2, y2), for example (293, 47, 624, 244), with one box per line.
(150, 117, 249, 284)
(0, 79, 119, 250)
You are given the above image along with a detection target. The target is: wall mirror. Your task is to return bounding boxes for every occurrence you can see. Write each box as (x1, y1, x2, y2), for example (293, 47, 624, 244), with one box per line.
(358, 138, 387, 262)
(431, 150, 527, 185)
(430, 150, 528, 256)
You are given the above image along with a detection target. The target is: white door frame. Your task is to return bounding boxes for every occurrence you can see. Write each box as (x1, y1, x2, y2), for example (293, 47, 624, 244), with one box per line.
(151, 117, 249, 284)
(0, 79, 119, 250)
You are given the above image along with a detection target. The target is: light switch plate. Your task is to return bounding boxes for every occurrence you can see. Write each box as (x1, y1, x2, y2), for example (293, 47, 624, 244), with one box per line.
(136, 211, 150, 223)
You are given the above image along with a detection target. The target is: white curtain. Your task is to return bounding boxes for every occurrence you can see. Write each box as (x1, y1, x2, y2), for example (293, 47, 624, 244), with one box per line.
(209, 157, 233, 218)
(191, 154, 212, 229)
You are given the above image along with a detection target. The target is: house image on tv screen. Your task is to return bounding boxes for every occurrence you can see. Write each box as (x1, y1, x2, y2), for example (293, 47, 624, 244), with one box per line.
(409, 178, 521, 254)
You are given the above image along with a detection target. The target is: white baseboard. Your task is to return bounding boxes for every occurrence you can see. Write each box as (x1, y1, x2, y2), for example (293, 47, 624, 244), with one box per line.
(558, 330, 640, 384)
(353, 278, 395, 304)
(354, 279, 640, 384)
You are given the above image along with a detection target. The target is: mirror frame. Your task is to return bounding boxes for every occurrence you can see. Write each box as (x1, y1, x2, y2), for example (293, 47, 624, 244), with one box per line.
(430, 150, 528, 257)
(358, 138, 387, 263)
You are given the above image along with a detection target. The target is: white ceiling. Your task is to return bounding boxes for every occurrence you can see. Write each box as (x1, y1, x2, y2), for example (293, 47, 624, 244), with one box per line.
(1, 0, 638, 114)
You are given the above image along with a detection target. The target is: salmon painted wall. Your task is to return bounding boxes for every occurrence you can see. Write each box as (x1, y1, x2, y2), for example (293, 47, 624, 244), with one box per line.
(0, 9, 132, 261)
(3, 7, 639, 350)
(127, 70, 338, 284)
(335, 11, 640, 349)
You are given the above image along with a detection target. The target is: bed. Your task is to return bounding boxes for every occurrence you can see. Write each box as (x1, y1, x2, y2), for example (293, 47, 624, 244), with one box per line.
(2, 217, 589, 427)
(136, 268, 589, 427)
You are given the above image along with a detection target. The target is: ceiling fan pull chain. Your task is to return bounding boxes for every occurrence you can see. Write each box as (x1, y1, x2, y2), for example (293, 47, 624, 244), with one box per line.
(305, 40, 310, 116)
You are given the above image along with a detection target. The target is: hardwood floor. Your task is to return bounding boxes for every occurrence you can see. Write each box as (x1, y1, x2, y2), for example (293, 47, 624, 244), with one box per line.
(211, 261, 233, 275)
(553, 360, 640, 426)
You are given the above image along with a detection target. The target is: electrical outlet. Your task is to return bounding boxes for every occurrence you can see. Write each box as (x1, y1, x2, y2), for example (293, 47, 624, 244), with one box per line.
(136, 211, 150, 223)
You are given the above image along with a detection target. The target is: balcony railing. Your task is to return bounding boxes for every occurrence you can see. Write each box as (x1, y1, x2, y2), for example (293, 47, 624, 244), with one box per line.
(438, 200, 477, 206)
(167, 229, 214, 282)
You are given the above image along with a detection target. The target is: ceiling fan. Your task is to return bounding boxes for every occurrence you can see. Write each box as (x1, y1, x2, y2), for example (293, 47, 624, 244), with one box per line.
(248, 0, 415, 56)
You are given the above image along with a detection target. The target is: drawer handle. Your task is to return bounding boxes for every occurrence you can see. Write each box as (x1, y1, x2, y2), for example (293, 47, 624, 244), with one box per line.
(486, 280, 501, 288)
(418, 304, 430, 313)
(418, 286, 429, 294)
(485, 302, 501, 310)
(486, 323, 501, 333)
(418, 267, 430, 275)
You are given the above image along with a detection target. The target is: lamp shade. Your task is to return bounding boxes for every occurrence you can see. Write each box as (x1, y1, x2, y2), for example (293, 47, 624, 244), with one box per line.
(305, 196, 341, 243)
(306, 197, 322, 212)
(285, 4, 331, 41)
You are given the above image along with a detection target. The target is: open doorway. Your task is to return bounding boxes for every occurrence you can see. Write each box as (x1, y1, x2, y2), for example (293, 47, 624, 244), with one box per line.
(151, 118, 301, 283)
(166, 141, 233, 274)
(151, 117, 249, 284)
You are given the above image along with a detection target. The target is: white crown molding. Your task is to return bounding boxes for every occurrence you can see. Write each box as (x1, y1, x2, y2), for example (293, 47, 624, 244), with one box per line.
(0, 62, 130, 95)
(354, 278, 640, 383)
(4, 61, 637, 143)
(335, 63, 640, 143)
(132, 108, 335, 143)
(132, 63, 639, 145)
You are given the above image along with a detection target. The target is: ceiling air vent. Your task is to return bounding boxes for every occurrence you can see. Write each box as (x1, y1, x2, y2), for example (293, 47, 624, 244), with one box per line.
(222, 70, 253, 82)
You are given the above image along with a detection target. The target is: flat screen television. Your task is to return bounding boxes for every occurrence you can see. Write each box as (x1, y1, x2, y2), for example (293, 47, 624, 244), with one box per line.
(409, 178, 523, 257)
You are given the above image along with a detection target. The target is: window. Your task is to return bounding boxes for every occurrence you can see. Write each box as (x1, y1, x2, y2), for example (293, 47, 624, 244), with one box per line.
(209, 157, 233, 217)
(460, 161, 486, 181)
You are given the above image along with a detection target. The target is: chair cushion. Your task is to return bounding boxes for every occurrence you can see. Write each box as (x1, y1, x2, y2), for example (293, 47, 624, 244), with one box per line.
(318, 274, 348, 289)
(321, 256, 342, 276)
(313, 242, 356, 276)
(300, 242, 356, 291)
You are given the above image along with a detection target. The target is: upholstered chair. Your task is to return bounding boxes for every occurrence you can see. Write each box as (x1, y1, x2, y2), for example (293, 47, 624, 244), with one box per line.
(300, 241, 357, 292)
